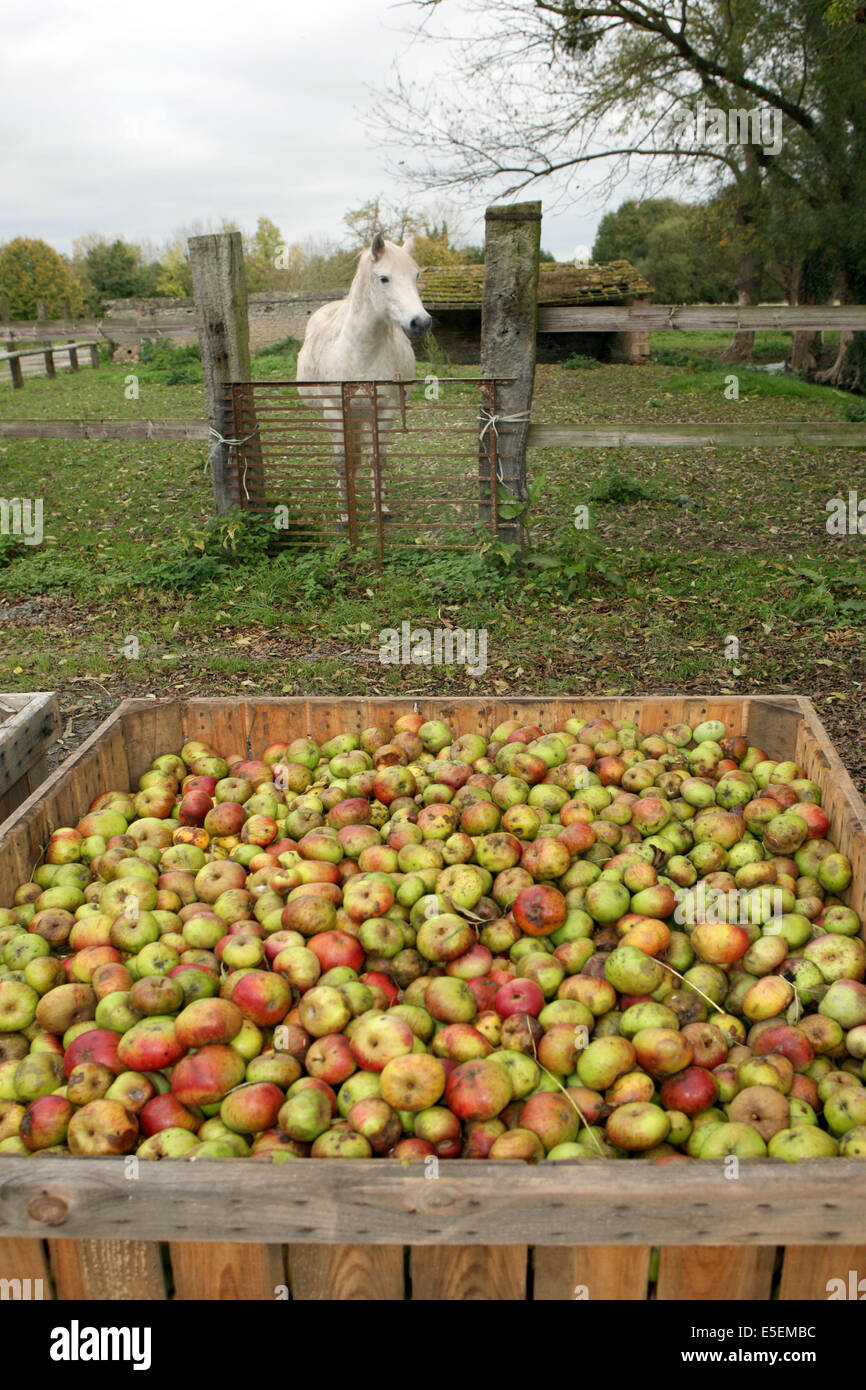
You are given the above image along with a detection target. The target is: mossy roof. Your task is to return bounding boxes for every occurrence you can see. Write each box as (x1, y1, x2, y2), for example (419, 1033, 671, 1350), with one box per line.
(418, 260, 653, 310)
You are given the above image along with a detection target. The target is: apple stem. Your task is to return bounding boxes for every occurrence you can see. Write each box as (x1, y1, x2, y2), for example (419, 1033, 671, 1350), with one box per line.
(657, 959, 726, 1017)
(442, 894, 485, 927)
(529, 1038, 607, 1157)
(30, 834, 49, 880)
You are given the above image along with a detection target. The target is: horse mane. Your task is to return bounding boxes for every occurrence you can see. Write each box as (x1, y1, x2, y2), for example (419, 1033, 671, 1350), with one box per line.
(347, 245, 372, 306)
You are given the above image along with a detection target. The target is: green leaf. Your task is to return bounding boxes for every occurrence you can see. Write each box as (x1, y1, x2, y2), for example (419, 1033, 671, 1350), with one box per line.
(527, 464, 548, 507)
(526, 552, 563, 570)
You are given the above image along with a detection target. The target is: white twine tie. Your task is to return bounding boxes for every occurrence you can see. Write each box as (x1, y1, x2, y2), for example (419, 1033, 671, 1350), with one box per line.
(207, 425, 261, 499)
(478, 408, 531, 488)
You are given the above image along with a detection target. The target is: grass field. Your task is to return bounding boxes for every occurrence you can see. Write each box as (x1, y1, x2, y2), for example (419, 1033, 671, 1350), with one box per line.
(1, 331, 864, 793)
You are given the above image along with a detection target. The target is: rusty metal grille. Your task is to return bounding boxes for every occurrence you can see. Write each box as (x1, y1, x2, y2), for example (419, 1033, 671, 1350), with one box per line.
(220, 378, 508, 557)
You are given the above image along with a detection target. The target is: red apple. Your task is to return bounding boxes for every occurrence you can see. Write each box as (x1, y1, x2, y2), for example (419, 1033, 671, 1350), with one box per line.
(178, 791, 214, 826)
(117, 1016, 186, 1072)
(226, 970, 292, 1027)
(304, 1033, 357, 1086)
(63, 1028, 124, 1078)
(445, 1057, 513, 1121)
(139, 1093, 201, 1137)
(659, 1066, 719, 1116)
(174, 998, 244, 1049)
(171, 1044, 247, 1106)
(494, 979, 545, 1019)
(512, 884, 568, 938)
(220, 1081, 284, 1134)
(20, 1094, 74, 1151)
(350, 1014, 415, 1071)
(307, 930, 365, 973)
(680, 1022, 730, 1070)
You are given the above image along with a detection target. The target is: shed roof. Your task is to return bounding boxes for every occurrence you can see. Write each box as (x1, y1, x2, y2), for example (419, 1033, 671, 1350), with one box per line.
(418, 259, 653, 311)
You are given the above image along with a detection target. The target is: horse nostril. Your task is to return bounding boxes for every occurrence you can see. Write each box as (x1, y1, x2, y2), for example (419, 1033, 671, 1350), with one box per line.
(410, 315, 432, 336)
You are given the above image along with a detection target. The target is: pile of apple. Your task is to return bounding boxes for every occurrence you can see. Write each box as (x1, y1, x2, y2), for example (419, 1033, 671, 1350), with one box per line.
(0, 712, 863, 1165)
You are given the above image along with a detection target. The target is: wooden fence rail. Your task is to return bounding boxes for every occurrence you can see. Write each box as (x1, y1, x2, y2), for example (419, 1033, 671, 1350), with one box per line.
(1, 319, 103, 342)
(527, 422, 866, 449)
(0, 419, 209, 441)
(1, 417, 866, 450)
(0, 341, 100, 388)
(538, 304, 866, 333)
(0, 319, 192, 345)
(1, 417, 864, 450)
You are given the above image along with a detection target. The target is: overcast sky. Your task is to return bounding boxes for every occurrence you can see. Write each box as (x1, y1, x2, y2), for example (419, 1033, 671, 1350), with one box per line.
(1, 0, 642, 261)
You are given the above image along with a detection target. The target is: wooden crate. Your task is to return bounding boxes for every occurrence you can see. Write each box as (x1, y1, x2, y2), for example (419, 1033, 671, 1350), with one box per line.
(1, 694, 865, 1302)
(0, 692, 60, 827)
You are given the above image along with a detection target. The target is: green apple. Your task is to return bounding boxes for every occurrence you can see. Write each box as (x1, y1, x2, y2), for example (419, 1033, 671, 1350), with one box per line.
(768, 1127, 839, 1160)
(698, 1122, 767, 1158)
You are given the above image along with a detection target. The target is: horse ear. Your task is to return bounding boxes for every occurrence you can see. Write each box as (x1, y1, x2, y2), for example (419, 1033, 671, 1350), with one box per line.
(370, 232, 386, 262)
(402, 235, 416, 257)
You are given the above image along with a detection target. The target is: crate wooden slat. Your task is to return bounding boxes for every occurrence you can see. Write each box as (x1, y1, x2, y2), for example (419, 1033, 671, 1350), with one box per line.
(0, 691, 60, 826)
(777, 1244, 866, 1299)
(47, 1237, 167, 1300)
(0, 694, 864, 1301)
(288, 1244, 405, 1300)
(533, 1245, 651, 1300)
(169, 1241, 284, 1300)
(655, 1244, 777, 1300)
(410, 1245, 528, 1299)
(0, 1236, 51, 1297)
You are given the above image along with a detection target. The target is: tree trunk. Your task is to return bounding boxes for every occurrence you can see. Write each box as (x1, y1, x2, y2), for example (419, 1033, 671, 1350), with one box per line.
(791, 332, 819, 372)
(782, 260, 818, 373)
(720, 147, 763, 365)
(813, 271, 863, 391)
(720, 249, 762, 363)
(815, 329, 854, 386)
(791, 331, 819, 373)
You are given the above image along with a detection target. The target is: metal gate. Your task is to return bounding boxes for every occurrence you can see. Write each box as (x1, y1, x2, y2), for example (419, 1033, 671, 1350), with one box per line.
(222, 378, 507, 558)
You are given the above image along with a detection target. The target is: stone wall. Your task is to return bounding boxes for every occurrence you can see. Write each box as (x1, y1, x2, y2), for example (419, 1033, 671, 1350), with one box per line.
(247, 292, 345, 351)
(101, 291, 346, 357)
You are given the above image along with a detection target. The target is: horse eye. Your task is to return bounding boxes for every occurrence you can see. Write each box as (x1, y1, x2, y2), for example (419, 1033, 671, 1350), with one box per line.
(379, 275, 390, 283)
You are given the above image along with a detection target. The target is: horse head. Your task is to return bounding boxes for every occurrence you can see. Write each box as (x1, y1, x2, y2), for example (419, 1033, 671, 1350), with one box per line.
(366, 233, 433, 341)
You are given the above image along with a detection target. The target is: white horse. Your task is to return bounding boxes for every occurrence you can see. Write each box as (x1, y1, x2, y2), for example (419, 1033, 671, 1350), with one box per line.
(296, 233, 432, 526)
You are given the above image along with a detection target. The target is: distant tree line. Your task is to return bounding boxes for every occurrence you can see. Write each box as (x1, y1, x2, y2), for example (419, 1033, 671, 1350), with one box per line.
(1, 191, 758, 320)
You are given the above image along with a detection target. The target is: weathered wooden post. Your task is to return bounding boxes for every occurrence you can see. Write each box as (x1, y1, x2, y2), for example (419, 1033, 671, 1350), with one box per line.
(8, 352, 23, 389)
(68, 343, 79, 371)
(479, 201, 541, 546)
(189, 232, 265, 516)
(89, 344, 99, 370)
(43, 347, 56, 378)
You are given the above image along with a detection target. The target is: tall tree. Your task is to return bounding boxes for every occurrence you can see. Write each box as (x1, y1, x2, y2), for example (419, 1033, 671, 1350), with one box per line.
(0, 238, 83, 318)
(155, 243, 193, 297)
(85, 239, 150, 301)
(342, 197, 423, 248)
(247, 216, 285, 265)
(369, 0, 866, 383)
